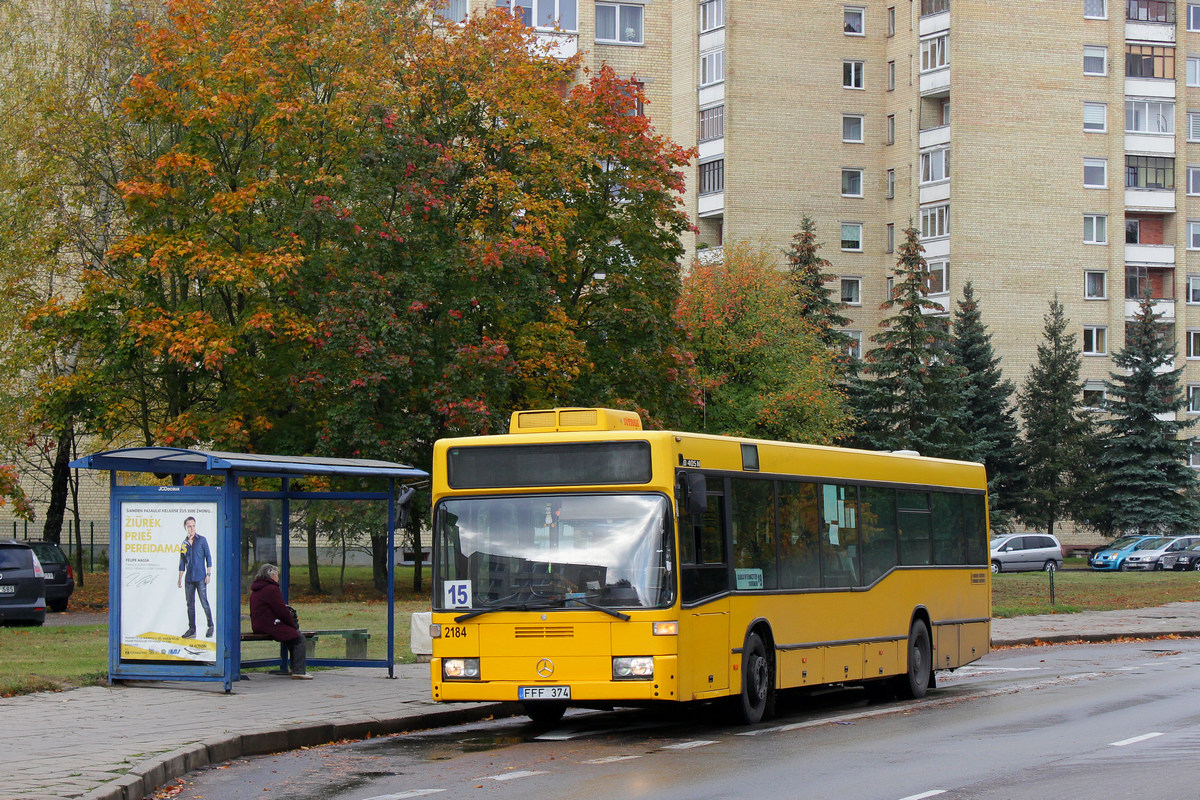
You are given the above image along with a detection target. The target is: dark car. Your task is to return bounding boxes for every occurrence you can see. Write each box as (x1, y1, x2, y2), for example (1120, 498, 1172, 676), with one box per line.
(1160, 541, 1200, 571)
(0, 539, 46, 626)
(26, 541, 75, 612)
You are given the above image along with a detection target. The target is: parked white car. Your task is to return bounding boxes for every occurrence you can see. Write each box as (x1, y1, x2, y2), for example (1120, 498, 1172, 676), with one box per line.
(989, 533, 1063, 573)
(1121, 536, 1200, 571)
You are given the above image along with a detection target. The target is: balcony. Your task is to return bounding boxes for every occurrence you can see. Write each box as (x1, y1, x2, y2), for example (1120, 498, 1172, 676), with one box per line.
(919, 67, 950, 96)
(1126, 0, 1174, 23)
(1126, 243, 1175, 264)
(919, 124, 951, 149)
(919, 0, 948, 33)
(695, 246, 723, 265)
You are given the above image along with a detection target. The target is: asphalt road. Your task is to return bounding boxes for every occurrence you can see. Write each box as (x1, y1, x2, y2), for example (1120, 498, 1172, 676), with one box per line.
(40, 609, 106, 626)
(157, 638, 1200, 800)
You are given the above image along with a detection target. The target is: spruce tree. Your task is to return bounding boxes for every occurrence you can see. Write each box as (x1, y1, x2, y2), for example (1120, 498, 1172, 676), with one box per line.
(951, 282, 1023, 531)
(1016, 297, 1094, 537)
(850, 227, 969, 459)
(784, 216, 851, 351)
(1088, 294, 1200, 535)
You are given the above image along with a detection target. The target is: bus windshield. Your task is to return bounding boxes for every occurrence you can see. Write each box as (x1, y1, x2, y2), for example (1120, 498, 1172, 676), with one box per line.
(434, 493, 674, 611)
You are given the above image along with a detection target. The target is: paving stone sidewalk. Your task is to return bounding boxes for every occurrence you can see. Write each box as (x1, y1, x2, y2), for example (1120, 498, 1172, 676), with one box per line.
(6, 603, 1200, 800)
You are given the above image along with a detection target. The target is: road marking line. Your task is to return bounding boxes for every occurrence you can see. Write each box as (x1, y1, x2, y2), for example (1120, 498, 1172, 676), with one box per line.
(482, 771, 548, 781)
(361, 791, 446, 800)
(584, 755, 644, 764)
(1111, 732, 1163, 747)
(898, 791, 946, 800)
(663, 740, 718, 749)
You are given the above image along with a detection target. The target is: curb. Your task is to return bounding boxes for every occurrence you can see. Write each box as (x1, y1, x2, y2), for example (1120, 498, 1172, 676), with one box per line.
(992, 631, 1200, 648)
(75, 702, 520, 800)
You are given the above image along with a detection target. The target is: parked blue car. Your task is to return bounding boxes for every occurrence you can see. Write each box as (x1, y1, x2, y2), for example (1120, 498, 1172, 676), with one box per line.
(1089, 535, 1160, 571)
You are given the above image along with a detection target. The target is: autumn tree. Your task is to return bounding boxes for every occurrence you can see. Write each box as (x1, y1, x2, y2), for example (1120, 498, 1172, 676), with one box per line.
(1016, 297, 1094, 537)
(950, 282, 1023, 531)
(676, 241, 850, 443)
(850, 227, 969, 458)
(1086, 295, 1200, 535)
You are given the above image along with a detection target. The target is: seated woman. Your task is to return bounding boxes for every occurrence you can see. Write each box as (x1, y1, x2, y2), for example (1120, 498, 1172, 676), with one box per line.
(249, 564, 311, 679)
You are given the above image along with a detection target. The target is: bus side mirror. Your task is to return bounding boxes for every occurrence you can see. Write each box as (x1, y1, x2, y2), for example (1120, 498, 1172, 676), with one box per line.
(677, 472, 707, 517)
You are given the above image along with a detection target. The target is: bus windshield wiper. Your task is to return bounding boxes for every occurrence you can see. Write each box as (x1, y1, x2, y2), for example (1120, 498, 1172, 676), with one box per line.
(549, 595, 631, 621)
(454, 597, 630, 622)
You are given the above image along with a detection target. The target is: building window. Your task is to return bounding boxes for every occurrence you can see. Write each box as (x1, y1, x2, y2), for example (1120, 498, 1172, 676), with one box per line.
(1190, 3, 1200, 29)
(844, 6, 865, 34)
(1190, 57, 1200, 86)
(699, 159, 724, 195)
(887, 6, 895, 35)
(920, 147, 949, 183)
(700, 49, 724, 86)
(842, 168, 864, 197)
(1189, 386, 1200, 413)
(920, 204, 949, 239)
(846, 330, 863, 359)
(1126, 155, 1174, 189)
(1127, 218, 1141, 243)
(1128, 0, 1174, 21)
(1189, 275, 1200, 302)
(1084, 157, 1107, 188)
(1189, 220, 1200, 249)
(921, 0, 948, 15)
(841, 277, 862, 304)
(886, 168, 895, 198)
(1086, 271, 1107, 299)
(843, 114, 864, 142)
(1189, 111, 1200, 142)
(433, 0, 468, 22)
(499, 0, 578, 30)
(1126, 265, 1175, 299)
(1188, 166, 1200, 195)
(926, 260, 948, 294)
(886, 222, 895, 252)
(1083, 326, 1108, 355)
(699, 106, 724, 142)
(887, 114, 895, 144)
(1084, 45, 1108, 75)
(843, 60, 865, 89)
(888, 61, 896, 91)
(1084, 214, 1107, 244)
(1084, 102, 1107, 132)
(1084, 0, 1106, 18)
(1126, 44, 1174, 79)
(596, 2, 643, 43)
(700, 0, 724, 32)
(1188, 329, 1200, 357)
(1125, 99, 1174, 134)
(920, 35, 948, 72)
(841, 223, 863, 251)
(940, 97, 950, 125)
(1083, 385, 1107, 410)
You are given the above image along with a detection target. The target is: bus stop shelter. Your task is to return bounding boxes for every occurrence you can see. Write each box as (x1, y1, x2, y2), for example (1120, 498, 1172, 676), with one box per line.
(71, 447, 428, 692)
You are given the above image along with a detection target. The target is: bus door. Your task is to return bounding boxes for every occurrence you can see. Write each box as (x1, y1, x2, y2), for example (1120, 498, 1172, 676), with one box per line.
(678, 472, 729, 698)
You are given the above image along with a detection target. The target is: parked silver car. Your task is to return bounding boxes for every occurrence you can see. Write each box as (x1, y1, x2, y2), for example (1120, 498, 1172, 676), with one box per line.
(1121, 536, 1200, 571)
(989, 533, 1063, 573)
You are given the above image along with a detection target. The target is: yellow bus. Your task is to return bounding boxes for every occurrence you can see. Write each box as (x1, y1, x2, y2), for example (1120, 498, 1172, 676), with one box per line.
(429, 408, 990, 725)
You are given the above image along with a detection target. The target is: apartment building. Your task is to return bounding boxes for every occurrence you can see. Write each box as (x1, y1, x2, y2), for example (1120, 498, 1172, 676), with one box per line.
(468, 0, 1200, 446)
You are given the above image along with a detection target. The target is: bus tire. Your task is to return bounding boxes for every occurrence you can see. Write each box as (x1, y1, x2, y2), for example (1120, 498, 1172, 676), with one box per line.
(894, 619, 932, 700)
(738, 631, 774, 724)
(523, 702, 566, 726)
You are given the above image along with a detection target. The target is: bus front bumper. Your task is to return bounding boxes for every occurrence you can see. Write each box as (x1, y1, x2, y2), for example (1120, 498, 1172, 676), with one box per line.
(431, 655, 679, 703)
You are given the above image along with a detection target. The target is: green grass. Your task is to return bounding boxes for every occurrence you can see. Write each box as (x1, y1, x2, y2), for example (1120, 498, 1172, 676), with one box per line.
(991, 568, 1200, 617)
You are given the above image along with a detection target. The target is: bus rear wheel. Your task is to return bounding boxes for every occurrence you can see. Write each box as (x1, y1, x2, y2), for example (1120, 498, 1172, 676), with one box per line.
(893, 619, 932, 700)
(523, 702, 566, 726)
(738, 631, 774, 724)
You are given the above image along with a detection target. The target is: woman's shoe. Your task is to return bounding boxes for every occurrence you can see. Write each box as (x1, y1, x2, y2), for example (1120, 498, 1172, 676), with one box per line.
(291, 673, 313, 680)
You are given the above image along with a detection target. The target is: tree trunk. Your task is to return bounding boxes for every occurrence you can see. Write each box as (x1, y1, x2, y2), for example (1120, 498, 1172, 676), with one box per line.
(409, 505, 423, 595)
(306, 516, 322, 593)
(41, 425, 74, 544)
(371, 531, 388, 594)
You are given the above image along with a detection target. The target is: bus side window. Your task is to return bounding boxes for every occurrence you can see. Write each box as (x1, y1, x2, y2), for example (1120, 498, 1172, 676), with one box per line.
(963, 494, 987, 564)
(821, 484, 859, 588)
(932, 492, 965, 564)
(898, 491, 932, 565)
(860, 486, 898, 584)
(778, 481, 820, 589)
(681, 476, 729, 602)
(730, 478, 777, 590)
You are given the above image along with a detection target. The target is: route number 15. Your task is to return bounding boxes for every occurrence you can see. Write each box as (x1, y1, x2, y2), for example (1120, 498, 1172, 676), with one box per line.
(444, 580, 472, 609)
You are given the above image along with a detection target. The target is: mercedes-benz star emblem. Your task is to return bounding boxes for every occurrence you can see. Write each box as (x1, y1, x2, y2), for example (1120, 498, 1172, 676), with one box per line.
(536, 658, 554, 678)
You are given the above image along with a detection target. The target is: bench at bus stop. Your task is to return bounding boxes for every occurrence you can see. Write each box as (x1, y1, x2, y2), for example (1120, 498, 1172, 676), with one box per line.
(240, 628, 371, 659)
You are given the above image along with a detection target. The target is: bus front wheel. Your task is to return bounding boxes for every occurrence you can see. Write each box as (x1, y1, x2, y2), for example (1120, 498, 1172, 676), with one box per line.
(738, 631, 774, 724)
(523, 702, 566, 726)
(894, 619, 932, 700)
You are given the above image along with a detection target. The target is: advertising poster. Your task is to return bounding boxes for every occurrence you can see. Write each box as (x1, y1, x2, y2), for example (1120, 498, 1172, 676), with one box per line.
(119, 501, 219, 663)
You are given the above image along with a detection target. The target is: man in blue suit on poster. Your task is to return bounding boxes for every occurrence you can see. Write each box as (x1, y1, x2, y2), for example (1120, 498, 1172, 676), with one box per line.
(177, 516, 214, 639)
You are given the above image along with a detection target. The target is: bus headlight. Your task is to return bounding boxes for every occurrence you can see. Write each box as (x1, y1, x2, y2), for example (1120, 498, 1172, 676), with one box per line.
(443, 657, 481, 680)
(613, 656, 654, 680)
(653, 621, 679, 636)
